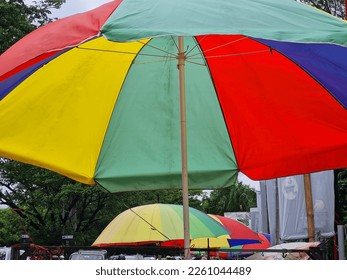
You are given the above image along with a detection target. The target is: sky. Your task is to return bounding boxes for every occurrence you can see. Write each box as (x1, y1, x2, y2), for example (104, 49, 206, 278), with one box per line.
(23, 0, 111, 18)
(50, 0, 111, 18)
(238, 173, 260, 190)
(27, 0, 261, 190)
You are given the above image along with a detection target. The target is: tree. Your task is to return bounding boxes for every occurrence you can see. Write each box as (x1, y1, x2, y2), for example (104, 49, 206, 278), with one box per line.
(25, 0, 66, 25)
(0, 158, 109, 245)
(0, 158, 209, 246)
(0, 208, 23, 246)
(0, 0, 35, 53)
(0, 0, 65, 54)
(204, 182, 257, 216)
(335, 169, 347, 225)
(300, 0, 346, 18)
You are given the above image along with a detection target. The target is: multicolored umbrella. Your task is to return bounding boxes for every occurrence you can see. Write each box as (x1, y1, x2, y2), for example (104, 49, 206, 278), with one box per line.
(1, 0, 347, 192)
(242, 233, 271, 250)
(190, 215, 263, 254)
(212, 232, 271, 259)
(1, 0, 347, 258)
(209, 214, 261, 243)
(92, 203, 230, 246)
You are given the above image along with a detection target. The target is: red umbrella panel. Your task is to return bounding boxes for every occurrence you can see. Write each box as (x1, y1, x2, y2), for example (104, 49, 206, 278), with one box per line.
(241, 233, 271, 250)
(209, 215, 262, 247)
(212, 232, 271, 259)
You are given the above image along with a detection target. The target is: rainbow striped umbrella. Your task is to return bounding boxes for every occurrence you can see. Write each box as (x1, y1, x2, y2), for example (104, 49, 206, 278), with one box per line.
(190, 215, 262, 249)
(1, 0, 347, 258)
(209, 233, 271, 259)
(92, 204, 230, 246)
(1, 0, 347, 192)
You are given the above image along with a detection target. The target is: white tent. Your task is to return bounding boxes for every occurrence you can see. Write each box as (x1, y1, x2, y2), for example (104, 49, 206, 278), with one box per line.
(252, 170, 335, 244)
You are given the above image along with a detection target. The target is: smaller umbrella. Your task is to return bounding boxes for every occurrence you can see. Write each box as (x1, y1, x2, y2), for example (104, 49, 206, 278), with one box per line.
(190, 215, 262, 249)
(92, 203, 230, 247)
(229, 232, 271, 259)
(210, 215, 262, 246)
(241, 233, 271, 250)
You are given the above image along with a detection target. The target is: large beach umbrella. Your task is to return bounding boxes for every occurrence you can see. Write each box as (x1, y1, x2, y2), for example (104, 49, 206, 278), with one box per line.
(1, 0, 347, 258)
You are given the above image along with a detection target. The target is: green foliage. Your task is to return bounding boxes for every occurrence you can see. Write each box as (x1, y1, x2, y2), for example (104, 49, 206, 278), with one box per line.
(300, 0, 345, 18)
(0, 158, 212, 246)
(335, 169, 347, 224)
(0, 0, 65, 54)
(0, 159, 109, 246)
(0, 208, 23, 245)
(0, 0, 35, 53)
(25, 0, 66, 24)
(204, 182, 257, 215)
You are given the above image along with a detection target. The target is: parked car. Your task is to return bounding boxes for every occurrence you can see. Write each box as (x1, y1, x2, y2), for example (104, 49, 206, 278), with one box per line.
(0, 247, 12, 260)
(109, 253, 144, 260)
(69, 249, 108, 260)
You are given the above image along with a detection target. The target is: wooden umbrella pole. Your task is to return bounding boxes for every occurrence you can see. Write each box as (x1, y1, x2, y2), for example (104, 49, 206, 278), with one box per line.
(177, 36, 190, 260)
(304, 174, 315, 242)
(275, 179, 279, 244)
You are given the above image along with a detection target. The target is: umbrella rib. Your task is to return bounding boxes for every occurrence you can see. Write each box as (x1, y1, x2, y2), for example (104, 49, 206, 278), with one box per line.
(133, 58, 177, 65)
(170, 35, 179, 52)
(185, 35, 207, 57)
(184, 50, 269, 67)
(185, 59, 206, 67)
(77, 39, 267, 64)
(127, 205, 172, 241)
(136, 38, 179, 57)
(189, 36, 249, 58)
(76, 46, 176, 59)
(187, 49, 269, 60)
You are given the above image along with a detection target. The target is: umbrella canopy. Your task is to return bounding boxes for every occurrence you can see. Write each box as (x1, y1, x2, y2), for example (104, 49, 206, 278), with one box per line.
(92, 203, 230, 246)
(190, 215, 262, 248)
(1, 0, 347, 260)
(1, 0, 347, 192)
(211, 232, 271, 259)
(242, 233, 271, 250)
(210, 215, 261, 244)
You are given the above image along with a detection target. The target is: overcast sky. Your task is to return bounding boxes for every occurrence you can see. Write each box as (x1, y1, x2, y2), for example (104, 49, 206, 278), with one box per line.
(238, 173, 260, 190)
(50, 0, 111, 18)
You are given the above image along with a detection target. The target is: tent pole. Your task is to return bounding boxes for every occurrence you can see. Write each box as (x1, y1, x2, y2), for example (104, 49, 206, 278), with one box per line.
(304, 174, 315, 242)
(177, 36, 190, 260)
